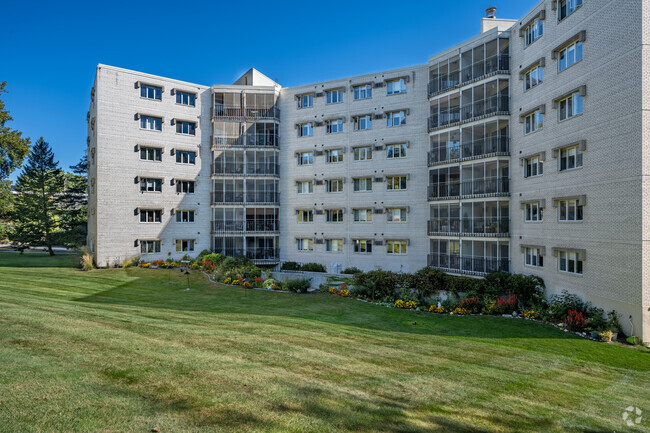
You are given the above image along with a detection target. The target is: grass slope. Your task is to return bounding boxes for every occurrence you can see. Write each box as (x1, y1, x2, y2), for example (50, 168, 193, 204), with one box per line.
(0, 253, 648, 433)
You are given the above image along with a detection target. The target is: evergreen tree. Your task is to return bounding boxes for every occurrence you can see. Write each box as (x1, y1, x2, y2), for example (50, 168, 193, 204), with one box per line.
(10, 137, 64, 255)
(58, 155, 88, 248)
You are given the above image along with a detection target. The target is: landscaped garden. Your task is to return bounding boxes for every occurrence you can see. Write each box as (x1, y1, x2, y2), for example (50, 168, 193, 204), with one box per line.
(1, 252, 649, 432)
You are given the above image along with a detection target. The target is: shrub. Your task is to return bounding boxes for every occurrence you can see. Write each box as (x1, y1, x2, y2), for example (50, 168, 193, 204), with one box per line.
(122, 259, 132, 268)
(280, 261, 301, 271)
(353, 270, 400, 302)
(459, 296, 481, 314)
(412, 267, 447, 299)
(608, 310, 621, 332)
(202, 253, 222, 265)
(190, 262, 200, 270)
(342, 266, 362, 275)
(286, 278, 311, 293)
(80, 251, 95, 271)
(300, 262, 326, 273)
(394, 299, 405, 309)
(131, 256, 140, 266)
(491, 294, 518, 315)
(565, 309, 588, 332)
(394, 299, 417, 310)
(263, 278, 276, 288)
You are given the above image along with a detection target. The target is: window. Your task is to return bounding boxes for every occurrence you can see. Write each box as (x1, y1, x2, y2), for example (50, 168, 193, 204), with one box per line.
(523, 18, 543, 46)
(176, 239, 195, 252)
(525, 202, 543, 222)
(558, 0, 582, 21)
(297, 152, 314, 166)
(298, 122, 313, 137)
(524, 66, 543, 91)
(140, 178, 162, 192)
(558, 92, 583, 122)
(524, 110, 543, 134)
(176, 210, 195, 223)
(524, 156, 543, 178)
(353, 208, 372, 223)
(140, 115, 162, 131)
(353, 84, 372, 100)
(325, 209, 343, 222)
(524, 247, 544, 267)
(386, 175, 407, 191)
(353, 146, 372, 161)
(386, 78, 406, 95)
(326, 119, 343, 134)
(326, 89, 343, 104)
(176, 121, 196, 135)
(140, 146, 162, 161)
(176, 150, 196, 164)
(387, 240, 407, 255)
(140, 240, 161, 254)
(298, 210, 313, 223)
(326, 178, 343, 193)
(353, 115, 372, 131)
(297, 238, 314, 251)
(326, 149, 343, 163)
(386, 110, 406, 127)
(386, 143, 407, 159)
(325, 239, 344, 252)
(353, 239, 372, 253)
(559, 145, 583, 171)
(387, 208, 407, 222)
(558, 199, 583, 221)
(176, 91, 196, 106)
(139, 209, 161, 223)
(297, 94, 313, 109)
(353, 177, 372, 192)
(558, 41, 583, 71)
(559, 250, 582, 274)
(140, 84, 161, 100)
(176, 180, 195, 194)
(296, 181, 313, 194)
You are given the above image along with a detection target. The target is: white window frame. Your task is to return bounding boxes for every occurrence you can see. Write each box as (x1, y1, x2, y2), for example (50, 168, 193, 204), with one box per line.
(524, 110, 543, 135)
(297, 210, 313, 223)
(353, 84, 372, 100)
(139, 209, 161, 223)
(325, 209, 344, 223)
(140, 115, 162, 131)
(524, 18, 543, 47)
(524, 66, 543, 91)
(326, 119, 343, 134)
(140, 240, 161, 254)
(386, 78, 407, 95)
(326, 149, 343, 164)
(559, 145, 583, 171)
(176, 210, 195, 223)
(558, 199, 583, 222)
(354, 115, 372, 131)
(386, 175, 407, 191)
(325, 239, 344, 253)
(524, 156, 543, 178)
(353, 208, 373, 223)
(297, 94, 313, 109)
(140, 146, 162, 162)
(558, 0, 582, 21)
(176, 150, 196, 164)
(326, 89, 343, 104)
(524, 247, 544, 267)
(296, 181, 313, 194)
(175, 239, 195, 252)
(176, 91, 196, 107)
(558, 250, 583, 274)
(140, 178, 162, 192)
(558, 92, 583, 122)
(140, 85, 162, 101)
(297, 238, 314, 251)
(353, 146, 372, 161)
(353, 177, 372, 192)
(387, 240, 407, 255)
(558, 41, 583, 72)
(387, 208, 407, 223)
(177, 180, 195, 194)
(298, 123, 313, 137)
(297, 152, 314, 166)
(353, 239, 372, 253)
(176, 121, 196, 136)
(524, 202, 543, 222)
(386, 111, 406, 127)
(386, 143, 407, 159)
(326, 179, 343, 193)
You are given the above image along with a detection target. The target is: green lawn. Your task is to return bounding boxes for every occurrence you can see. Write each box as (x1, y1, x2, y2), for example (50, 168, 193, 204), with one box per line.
(0, 253, 648, 432)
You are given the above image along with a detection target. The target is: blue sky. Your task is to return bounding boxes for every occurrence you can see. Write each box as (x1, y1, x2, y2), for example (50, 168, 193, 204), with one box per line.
(2, 0, 534, 179)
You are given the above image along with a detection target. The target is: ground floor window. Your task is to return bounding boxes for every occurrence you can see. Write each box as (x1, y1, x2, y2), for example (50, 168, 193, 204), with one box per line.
(176, 239, 195, 252)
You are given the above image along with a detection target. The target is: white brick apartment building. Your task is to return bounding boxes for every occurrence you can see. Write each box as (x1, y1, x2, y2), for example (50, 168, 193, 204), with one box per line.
(87, 0, 649, 342)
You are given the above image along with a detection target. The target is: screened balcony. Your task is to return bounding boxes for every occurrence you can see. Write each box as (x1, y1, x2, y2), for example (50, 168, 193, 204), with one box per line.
(212, 163, 279, 177)
(213, 236, 279, 264)
(213, 121, 279, 149)
(213, 91, 280, 120)
(428, 160, 509, 200)
(428, 120, 509, 165)
(427, 217, 509, 237)
(212, 179, 279, 204)
(428, 239, 509, 275)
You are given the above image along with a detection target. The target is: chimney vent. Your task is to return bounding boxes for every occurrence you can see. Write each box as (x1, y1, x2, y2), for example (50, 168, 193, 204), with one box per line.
(485, 7, 497, 18)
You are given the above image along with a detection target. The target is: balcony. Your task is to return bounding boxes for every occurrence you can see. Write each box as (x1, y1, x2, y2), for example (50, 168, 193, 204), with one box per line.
(213, 105, 280, 121)
(428, 177, 509, 200)
(211, 220, 280, 234)
(428, 55, 509, 97)
(427, 217, 509, 237)
(213, 247, 280, 264)
(428, 136, 509, 166)
(212, 163, 279, 177)
(211, 192, 279, 205)
(213, 134, 279, 149)
(428, 95, 509, 132)
(427, 253, 509, 275)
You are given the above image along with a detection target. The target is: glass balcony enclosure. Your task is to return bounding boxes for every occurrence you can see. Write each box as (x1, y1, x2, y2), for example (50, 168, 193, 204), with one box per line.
(428, 239, 509, 275)
(429, 120, 509, 165)
(213, 121, 279, 148)
(212, 149, 279, 176)
(428, 160, 509, 200)
(428, 200, 509, 236)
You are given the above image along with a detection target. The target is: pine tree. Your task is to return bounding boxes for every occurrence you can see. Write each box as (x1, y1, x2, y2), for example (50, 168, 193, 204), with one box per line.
(58, 155, 88, 248)
(10, 137, 64, 255)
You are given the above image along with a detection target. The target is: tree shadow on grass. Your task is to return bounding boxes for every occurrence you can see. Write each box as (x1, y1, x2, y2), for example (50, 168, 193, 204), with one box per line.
(0, 252, 79, 268)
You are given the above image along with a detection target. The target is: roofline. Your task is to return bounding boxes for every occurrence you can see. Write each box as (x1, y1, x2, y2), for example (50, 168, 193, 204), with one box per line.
(96, 64, 210, 90)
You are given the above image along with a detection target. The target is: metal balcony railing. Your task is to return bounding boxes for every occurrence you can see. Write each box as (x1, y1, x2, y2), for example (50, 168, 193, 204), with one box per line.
(428, 55, 510, 97)
(246, 247, 280, 262)
(427, 217, 509, 236)
(428, 136, 510, 166)
(211, 220, 280, 233)
(213, 134, 279, 148)
(211, 192, 279, 204)
(214, 105, 280, 120)
(427, 253, 510, 275)
(428, 95, 509, 132)
(212, 163, 279, 177)
(428, 177, 509, 200)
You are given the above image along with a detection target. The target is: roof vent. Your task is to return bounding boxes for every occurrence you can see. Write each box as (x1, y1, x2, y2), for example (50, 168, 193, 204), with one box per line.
(485, 6, 497, 18)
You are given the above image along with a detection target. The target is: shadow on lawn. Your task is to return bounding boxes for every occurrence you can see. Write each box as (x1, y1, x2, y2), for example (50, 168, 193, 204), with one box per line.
(0, 252, 79, 268)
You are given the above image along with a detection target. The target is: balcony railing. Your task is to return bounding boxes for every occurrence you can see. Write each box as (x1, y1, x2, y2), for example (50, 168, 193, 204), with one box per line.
(428, 136, 509, 166)
(428, 95, 509, 132)
(213, 134, 279, 148)
(427, 253, 509, 275)
(212, 163, 279, 177)
(214, 105, 280, 120)
(428, 177, 509, 200)
(427, 217, 509, 236)
(211, 220, 280, 233)
(246, 247, 280, 263)
(428, 55, 509, 97)
(211, 192, 279, 204)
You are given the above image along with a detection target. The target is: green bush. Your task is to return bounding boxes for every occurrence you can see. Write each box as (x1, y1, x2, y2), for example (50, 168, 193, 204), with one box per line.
(300, 262, 326, 273)
(353, 270, 400, 302)
(548, 290, 588, 320)
(280, 261, 301, 271)
(286, 278, 311, 293)
(202, 253, 222, 265)
(342, 266, 362, 275)
(412, 267, 446, 299)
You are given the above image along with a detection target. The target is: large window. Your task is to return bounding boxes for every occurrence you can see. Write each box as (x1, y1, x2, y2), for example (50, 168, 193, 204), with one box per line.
(140, 209, 161, 223)
(297, 152, 313, 166)
(386, 110, 406, 127)
(353, 84, 372, 100)
(353, 177, 372, 192)
(558, 41, 583, 71)
(353, 239, 372, 253)
(559, 145, 583, 171)
(558, 0, 582, 21)
(525, 202, 543, 222)
(326, 178, 343, 193)
(524, 156, 543, 178)
(326, 89, 343, 104)
(176, 150, 196, 164)
(353, 208, 373, 223)
(524, 66, 543, 91)
(524, 110, 543, 134)
(176, 239, 195, 252)
(523, 18, 543, 46)
(386, 143, 407, 159)
(386, 78, 406, 95)
(140, 240, 161, 254)
(140, 146, 162, 161)
(558, 92, 583, 122)
(176, 91, 195, 106)
(325, 239, 344, 252)
(297, 238, 314, 251)
(176, 210, 195, 223)
(386, 175, 407, 191)
(387, 208, 407, 222)
(176, 121, 196, 135)
(298, 123, 313, 137)
(326, 149, 343, 163)
(353, 115, 372, 131)
(140, 177, 162, 192)
(177, 180, 195, 193)
(559, 250, 582, 274)
(387, 240, 407, 255)
(140, 115, 162, 131)
(140, 84, 161, 100)
(326, 119, 343, 134)
(297, 94, 313, 109)
(558, 199, 583, 221)
(524, 247, 544, 267)
(296, 181, 313, 194)
(325, 209, 343, 222)
(353, 146, 372, 161)
(298, 210, 313, 223)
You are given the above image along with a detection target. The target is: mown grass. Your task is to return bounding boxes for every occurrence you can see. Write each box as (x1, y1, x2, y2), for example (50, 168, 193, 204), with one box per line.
(0, 252, 648, 432)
